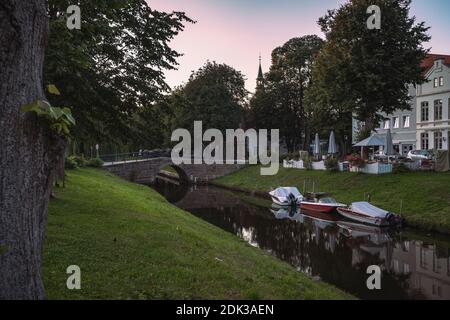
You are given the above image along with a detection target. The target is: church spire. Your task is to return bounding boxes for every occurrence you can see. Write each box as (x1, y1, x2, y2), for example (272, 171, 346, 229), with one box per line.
(256, 53, 264, 88)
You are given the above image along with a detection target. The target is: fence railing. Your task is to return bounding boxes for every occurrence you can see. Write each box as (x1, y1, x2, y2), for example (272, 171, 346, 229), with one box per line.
(99, 149, 171, 165)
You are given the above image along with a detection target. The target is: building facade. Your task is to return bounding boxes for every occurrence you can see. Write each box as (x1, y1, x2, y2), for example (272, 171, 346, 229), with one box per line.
(416, 55, 450, 151)
(375, 85, 417, 156)
(352, 54, 450, 154)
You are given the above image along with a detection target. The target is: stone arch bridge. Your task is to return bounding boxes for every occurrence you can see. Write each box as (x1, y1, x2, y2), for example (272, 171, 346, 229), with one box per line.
(103, 157, 246, 184)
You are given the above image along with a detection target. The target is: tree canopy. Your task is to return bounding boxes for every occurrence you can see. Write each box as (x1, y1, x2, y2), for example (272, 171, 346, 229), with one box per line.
(250, 35, 324, 152)
(309, 0, 430, 131)
(168, 61, 247, 134)
(45, 0, 194, 152)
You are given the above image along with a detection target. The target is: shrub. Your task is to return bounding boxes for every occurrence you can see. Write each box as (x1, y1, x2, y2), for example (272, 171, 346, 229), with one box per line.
(393, 163, 411, 174)
(65, 157, 78, 170)
(303, 155, 313, 170)
(346, 155, 365, 168)
(325, 157, 339, 172)
(87, 158, 104, 168)
(280, 152, 299, 161)
(72, 155, 87, 167)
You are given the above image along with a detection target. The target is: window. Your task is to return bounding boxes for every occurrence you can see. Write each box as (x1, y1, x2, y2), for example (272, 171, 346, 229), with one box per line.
(435, 131, 443, 150)
(393, 117, 400, 129)
(403, 115, 410, 128)
(421, 102, 429, 121)
(434, 78, 438, 88)
(440, 76, 444, 87)
(434, 99, 443, 121)
(404, 264, 410, 274)
(420, 248, 428, 269)
(383, 119, 390, 129)
(421, 133, 429, 150)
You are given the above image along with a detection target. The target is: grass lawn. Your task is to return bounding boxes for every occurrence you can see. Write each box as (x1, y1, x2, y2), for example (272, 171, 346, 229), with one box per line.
(44, 168, 352, 300)
(215, 166, 450, 234)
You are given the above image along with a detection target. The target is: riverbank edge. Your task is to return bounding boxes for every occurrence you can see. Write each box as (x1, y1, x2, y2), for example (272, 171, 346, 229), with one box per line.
(211, 168, 450, 236)
(44, 168, 354, 300)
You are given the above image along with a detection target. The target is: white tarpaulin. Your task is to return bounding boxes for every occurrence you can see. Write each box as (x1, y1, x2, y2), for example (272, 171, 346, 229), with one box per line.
(270, 187, 302, 199)
(351, 202, 390, 218)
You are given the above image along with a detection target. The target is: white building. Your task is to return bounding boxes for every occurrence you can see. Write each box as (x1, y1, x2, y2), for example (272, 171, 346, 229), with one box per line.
(416, 54, 450, 151)
(375, 85, 417, 156)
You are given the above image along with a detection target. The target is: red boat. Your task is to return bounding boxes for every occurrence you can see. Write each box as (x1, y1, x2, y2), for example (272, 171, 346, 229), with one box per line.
(300, 192, 346, 214)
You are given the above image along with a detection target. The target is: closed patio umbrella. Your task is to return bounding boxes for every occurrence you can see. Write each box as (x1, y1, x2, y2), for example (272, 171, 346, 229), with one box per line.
(328, 131, 337, 155)
(385, 129, 394, 156)
(314, 133, 320, 159)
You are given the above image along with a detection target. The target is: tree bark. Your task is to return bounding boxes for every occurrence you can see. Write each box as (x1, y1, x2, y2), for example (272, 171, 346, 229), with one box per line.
(0, 0, 65, 299)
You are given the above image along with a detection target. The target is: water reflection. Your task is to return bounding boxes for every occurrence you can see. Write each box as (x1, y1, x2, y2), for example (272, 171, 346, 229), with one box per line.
(152, 179, 450, 300)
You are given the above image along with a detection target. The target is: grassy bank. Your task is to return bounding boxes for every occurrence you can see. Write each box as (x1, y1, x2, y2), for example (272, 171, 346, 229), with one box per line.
(215, 166, 450, 234)
(44, 168, 351, 299)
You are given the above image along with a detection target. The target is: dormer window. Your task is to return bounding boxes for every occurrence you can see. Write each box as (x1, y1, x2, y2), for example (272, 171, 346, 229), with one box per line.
(383, 120, 390, 129)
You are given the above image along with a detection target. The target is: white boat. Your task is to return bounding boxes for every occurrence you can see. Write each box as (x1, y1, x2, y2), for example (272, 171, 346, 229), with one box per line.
(269, 187, 303, 207)
(337, 202, 402, 227)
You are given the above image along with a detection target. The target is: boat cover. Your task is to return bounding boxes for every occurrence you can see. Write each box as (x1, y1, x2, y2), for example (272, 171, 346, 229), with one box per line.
(351, 202, 390, 218)
(270, 187, 302, 199)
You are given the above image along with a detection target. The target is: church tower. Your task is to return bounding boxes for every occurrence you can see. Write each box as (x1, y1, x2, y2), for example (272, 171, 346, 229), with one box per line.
(256, 54, 264, 89)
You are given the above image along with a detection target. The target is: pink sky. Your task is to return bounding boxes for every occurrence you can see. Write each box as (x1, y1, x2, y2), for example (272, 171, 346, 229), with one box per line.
(149, 0, 450, 92)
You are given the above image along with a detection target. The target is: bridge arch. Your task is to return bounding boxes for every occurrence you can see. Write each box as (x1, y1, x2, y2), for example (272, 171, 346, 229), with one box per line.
(154, 162, 190, 184)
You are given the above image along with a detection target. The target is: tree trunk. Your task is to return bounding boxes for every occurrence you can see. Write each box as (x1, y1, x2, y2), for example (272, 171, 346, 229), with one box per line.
(0, 0, 65, 299)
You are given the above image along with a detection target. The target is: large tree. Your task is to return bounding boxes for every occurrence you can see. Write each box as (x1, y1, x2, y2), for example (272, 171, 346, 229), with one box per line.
(0, 0, 66, 299)
(167, 61, 247, 134)
(0, 0, 191, 299)
(45, 0, 193, 153)
(309, 0, 430, 133)
(251, 35, 324, 152)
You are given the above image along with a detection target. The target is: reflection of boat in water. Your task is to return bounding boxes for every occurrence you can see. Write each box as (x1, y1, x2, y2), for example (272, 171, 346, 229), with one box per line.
(337, 220, 393, 246)
(270, 205, 339, 228)
(337, 202, 402, 227)
(302, 208, 342, 223)
(270, 205, 304, 223)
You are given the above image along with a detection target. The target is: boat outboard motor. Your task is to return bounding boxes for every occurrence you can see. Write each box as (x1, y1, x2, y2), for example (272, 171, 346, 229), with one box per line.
(288, 193, 297, 206)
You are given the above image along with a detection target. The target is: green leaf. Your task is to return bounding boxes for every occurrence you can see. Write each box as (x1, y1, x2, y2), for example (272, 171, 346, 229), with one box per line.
(21, 100, 40, 113)
(62, 107, 76, 125)
(47, 84, 61, 95)
(47, 106, 59, 120)
(51, 107, 64, 120)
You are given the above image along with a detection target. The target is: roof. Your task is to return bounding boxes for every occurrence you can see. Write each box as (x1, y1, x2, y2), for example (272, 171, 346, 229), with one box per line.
(257, 54, 264, 81)
(354, 135, 385, 147)
(257, 62, 264, 80)
(421, 54, 450, 73)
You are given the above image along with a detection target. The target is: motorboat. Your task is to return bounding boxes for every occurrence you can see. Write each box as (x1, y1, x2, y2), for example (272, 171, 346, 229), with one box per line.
(337, 202, 402, 227)
(300, 192, 346, 214)
(269, 187, 303, 207)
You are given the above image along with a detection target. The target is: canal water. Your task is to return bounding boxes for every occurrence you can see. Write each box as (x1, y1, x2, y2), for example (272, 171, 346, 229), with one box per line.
(152, 178, 450, 300)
